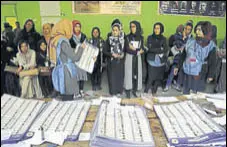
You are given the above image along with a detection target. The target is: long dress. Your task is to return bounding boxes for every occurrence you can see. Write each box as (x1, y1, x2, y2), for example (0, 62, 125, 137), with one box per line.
(124, 34, 143, 91)
(104, 34, 126, 95)
(52, 39, 84, 96)
(16, 49, 43, 98)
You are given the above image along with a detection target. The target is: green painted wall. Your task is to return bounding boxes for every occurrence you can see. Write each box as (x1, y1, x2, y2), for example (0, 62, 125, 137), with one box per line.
(1, 1, 226, 45)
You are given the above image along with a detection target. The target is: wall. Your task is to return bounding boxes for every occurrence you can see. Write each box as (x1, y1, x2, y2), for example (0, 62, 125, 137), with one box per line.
(1, 1, 226, 44)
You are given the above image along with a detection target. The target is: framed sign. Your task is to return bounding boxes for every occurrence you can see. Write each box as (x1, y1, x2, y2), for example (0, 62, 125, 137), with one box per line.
(73, 1, 141, 15)
(159, 1, 226, 17)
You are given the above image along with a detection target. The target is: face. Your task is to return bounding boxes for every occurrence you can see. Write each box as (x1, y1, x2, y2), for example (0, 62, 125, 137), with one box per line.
(43, 25, 51, 35)
(184, 25, 192, 36)
(40, 42, 47, 52)
(191, 1, 196, 9)
(20, 43, 28, 54)
(200, 2, 207, 10)
(25, 21, 33, 32)
(130, 23, 137, 34)
(92, 29, 99, 38)
(196, 25, 204, 38)
(16, 23, 20, 28)
(74, 24, 81, 34)
(154, 25, 161, 35)
(112, 26, 120, 37)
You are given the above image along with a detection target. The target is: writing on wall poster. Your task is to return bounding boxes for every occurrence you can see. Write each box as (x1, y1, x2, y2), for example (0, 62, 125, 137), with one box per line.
(159, 1, 226, 17)
(73, 1, 141, 15)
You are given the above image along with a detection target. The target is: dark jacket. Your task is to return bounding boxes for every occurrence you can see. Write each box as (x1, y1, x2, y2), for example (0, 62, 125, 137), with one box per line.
(14, 27, 41, 51)
(125, 34, 144, 55)
(69, 33, 87, 48)
(146, 34, 169, 63)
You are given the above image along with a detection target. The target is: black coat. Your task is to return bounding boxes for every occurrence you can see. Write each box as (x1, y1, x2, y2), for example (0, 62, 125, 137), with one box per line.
(146, 34, 169, 63)
(69, 33, 87, 48)
(15, 30, 41, 51)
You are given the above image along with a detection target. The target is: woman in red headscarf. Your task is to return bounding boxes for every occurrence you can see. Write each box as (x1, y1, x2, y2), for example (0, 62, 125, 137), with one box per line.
(69, 20, 87, 98)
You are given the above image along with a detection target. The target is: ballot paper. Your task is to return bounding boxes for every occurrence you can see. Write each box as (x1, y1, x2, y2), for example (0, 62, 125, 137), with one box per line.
(28, 99, 91, 145)
(213, 115, 226, 126)
(154, 101, 226, 147)
(207, 98, 226, 110)
(1, 94, 45, 144)
(78, 133, 91, 141)
(90, 100, 155, 147)
(154, 96, 179, 103)
(91, 96, 121, 106)
(75, 41, 99, 73)
(130, 41, 140, 49)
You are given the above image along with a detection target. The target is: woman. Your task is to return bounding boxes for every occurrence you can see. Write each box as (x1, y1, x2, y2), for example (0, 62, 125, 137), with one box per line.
(103, 19, 126, 96)
(49, 19, 84, 100)
(89, 27, 105, 91)
(215, 36, 226, 93)
(42, 23, 52, 45)
(36, 39, 53, 97)
(16, 40, 43, 98)
(175, 21, 216, 94)
(14, 19, 41, 51)
(69, 20, 87, 98)
(144, 22, 169, 95)
(124, 20, 144, 98)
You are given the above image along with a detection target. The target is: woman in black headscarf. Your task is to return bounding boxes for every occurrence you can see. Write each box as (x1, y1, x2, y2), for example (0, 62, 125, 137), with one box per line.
(14, 19, 41, 51)
(144, 22, 169, 95)
(36, 39, 53, 97)
(103, 19, 126, 96)
(124, 21, 145, 98)
(89, 27, 105, 91)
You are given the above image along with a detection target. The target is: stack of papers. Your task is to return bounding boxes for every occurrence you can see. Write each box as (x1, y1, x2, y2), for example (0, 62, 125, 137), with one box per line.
(154, 96, 179, 103)
(154, 101, 226, 147)
(1, 94, 45, 145)
(90, 100, 155, 147)
(75, 41, 99, 73)
(28, 99, 91, 145)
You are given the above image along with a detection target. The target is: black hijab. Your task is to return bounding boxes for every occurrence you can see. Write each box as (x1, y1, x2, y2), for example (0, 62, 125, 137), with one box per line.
(37, 39, 47, 56)
(91, 27, 101, 39)
(152, 22, 164, 39)
(130, 20, 142, 37)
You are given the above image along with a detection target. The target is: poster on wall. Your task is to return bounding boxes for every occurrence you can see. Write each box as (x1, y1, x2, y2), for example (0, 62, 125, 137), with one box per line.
(73, 1, 141, 15)
(159, 1, 226, 17)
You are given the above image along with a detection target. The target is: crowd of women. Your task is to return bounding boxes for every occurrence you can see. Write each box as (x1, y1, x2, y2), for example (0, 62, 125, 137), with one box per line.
(1, 18, 226, 100)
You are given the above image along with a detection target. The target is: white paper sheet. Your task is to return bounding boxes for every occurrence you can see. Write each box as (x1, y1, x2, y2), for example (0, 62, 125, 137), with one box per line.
(212, 115, 226, 126)
(78, 133, 91, 141)
(1, 129, 12, 140)
(75, 41, 99, 73)
(203, 108, 218, 116)
(207, 98, 226, 110)
(155, 96, 179, 103)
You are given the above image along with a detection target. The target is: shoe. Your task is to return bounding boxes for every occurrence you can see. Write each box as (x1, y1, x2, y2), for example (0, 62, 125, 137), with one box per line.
(48, 90, 60, 98)
(73, 93, 82, 99)
(96, 85, 102, 91)
(163, 86, 169, 92)
(173, 85, 181, 92)
(125, 90, 131, 98)
(132, 91, 138, 98)
(80, 90, 85, 98)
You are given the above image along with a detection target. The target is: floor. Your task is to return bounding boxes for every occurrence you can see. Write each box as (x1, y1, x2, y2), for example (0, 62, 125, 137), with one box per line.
(82, 69, 216, 99)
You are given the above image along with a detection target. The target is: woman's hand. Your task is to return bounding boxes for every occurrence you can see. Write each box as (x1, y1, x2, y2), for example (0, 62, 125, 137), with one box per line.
(81, 43, 86, 49)
(173, 68, 178, 75)
(93, 56, 97, 62)
(139, 49, 144, 54)
(129, 44, 136, 50)
(16, 66, 23, 74)
(112, 53, 119, 58)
